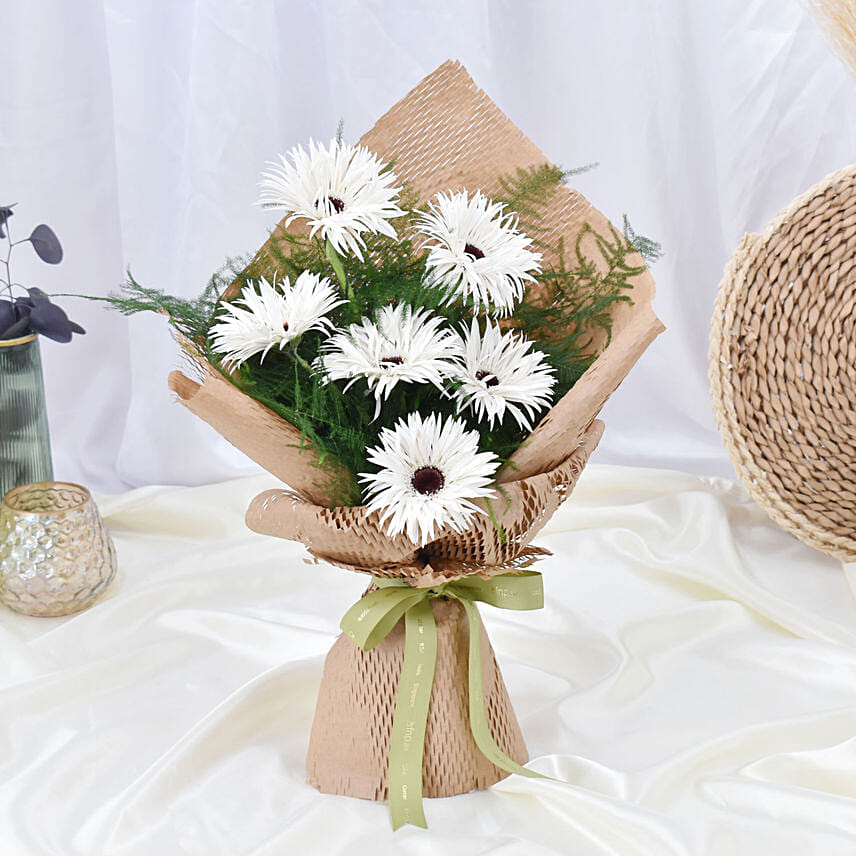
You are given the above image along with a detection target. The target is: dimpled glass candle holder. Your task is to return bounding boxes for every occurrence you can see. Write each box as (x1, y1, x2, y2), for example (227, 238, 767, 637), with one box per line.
(0, 482, 117, 616)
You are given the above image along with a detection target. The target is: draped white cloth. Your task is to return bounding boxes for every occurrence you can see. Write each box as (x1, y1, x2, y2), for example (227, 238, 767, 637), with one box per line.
(2, 0, 856, 491)
(2, 465, 855, 855)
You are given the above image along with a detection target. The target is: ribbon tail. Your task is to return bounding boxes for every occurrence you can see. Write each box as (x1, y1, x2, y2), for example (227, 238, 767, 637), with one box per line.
(459, 598, 543, 780)
(388, 599, 438, 830)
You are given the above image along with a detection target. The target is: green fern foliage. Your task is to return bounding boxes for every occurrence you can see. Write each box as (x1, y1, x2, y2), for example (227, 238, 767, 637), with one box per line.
(96, 164, 658, 505)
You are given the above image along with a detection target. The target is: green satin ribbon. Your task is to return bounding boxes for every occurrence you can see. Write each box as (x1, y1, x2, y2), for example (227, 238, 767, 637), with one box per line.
(340, 571, 545, 830)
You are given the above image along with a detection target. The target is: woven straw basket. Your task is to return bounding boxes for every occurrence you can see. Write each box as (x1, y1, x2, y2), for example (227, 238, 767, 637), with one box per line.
(710, 164, 856, 562)
(169, 61, 663, 804)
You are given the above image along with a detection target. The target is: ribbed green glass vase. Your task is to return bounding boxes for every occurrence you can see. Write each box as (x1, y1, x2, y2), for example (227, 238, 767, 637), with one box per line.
(0, 334, 53, 499)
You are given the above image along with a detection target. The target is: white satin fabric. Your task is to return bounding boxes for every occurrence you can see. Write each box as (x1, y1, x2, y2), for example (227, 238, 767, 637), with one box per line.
(2, 464, 855, 855)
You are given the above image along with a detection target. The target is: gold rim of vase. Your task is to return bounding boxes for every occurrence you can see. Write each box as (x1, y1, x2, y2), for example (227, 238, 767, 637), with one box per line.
(2, 481, 91, 515)
(0, 333, 38, 348)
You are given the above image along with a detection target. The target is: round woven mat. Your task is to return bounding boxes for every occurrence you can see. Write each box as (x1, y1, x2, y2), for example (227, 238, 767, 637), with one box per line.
(710, 163, 856, 562)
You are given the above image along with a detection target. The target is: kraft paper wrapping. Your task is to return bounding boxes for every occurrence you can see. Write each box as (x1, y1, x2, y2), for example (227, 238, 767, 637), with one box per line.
(245, 420, 603, 588)
(167, 368, 346, 508)
(243, 421, 601, 805)
(167, 61, 662, 807)
(306, 597, 528, 802)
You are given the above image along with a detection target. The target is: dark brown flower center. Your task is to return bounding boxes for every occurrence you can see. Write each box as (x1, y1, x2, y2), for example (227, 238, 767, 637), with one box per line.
(317, 196, 345, 214)
(411, 465, 445, 496)
(282, 321, 289, 331)
(475, 370, 499, 387)
(380, 356, 404, 366)
(464, 243, 485, 261)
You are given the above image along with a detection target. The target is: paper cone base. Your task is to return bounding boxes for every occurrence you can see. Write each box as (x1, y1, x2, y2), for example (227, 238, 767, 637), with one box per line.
(306, 597, 528, 800)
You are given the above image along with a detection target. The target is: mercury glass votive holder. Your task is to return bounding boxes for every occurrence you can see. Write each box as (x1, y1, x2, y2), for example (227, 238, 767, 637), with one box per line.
(0, 482, 117, 617)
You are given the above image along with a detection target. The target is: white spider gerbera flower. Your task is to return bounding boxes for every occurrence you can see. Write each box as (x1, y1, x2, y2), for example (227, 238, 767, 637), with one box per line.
(209, 272, 343, 368)
(321, 304, 459, 415)
(361, 412, 499, 545)
(453, 320, 556, 430)
(258, 139, 405, 260)
(416, 190, 542, 316)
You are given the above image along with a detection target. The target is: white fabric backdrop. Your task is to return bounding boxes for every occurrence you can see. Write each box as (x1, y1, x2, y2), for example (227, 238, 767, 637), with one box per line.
(2, 0, 856, 492)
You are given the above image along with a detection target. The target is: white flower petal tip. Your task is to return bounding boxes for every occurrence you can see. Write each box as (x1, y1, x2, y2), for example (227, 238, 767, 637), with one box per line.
(209, 272, 344, 368)
(359, 412, 499, 546)
(320, 304, 460, 409)
(453, 320, 556, 430)
(416, 189, 542, 316)
(258, 138, 405, 260)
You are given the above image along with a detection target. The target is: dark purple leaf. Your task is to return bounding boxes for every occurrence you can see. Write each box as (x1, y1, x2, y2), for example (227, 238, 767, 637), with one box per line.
(26, 286, 49, 302)
(0, 205, 14, 240)
(0, 299, 15, 332)
(1, 315, 32, 340)
(69, 320, 86, 335)
(13, 297, 33, 317)
(29, 224, 63, 264)
(29, 300, 72, 342)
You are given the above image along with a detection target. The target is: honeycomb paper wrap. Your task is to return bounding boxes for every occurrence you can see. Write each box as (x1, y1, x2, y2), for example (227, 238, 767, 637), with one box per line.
(167, 61, 663, 808)
(306, 597, 528, 801)
(167, 368, 345, 508)
(245, 420, 604, 588)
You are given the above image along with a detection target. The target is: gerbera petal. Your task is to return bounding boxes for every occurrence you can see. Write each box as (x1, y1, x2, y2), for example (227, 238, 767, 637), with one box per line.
(415, 190, 542, 316)
(258, 139, 405, 260)
(359, 412, 499, 545)
(320, 304, 460, 409)
(452, 319, 556, 430)
(209, 272, 343, 368)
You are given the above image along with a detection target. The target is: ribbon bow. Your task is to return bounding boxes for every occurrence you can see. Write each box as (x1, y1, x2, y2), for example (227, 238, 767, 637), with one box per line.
(340, 570, 546, 830)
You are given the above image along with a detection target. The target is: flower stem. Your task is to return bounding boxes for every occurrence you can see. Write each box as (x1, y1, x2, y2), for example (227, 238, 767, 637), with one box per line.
(290, 344, 315, 375)
(325, 238, 353, 303)
(2, 222, 14, 301)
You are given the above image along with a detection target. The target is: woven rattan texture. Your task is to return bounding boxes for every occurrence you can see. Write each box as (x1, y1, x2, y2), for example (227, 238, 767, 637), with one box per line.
(306, 598, 527, 800)
(710, 164, 856, 561)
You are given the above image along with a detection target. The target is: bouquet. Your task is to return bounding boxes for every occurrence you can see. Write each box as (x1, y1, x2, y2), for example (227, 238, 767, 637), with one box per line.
(102, 62, 663, 829)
